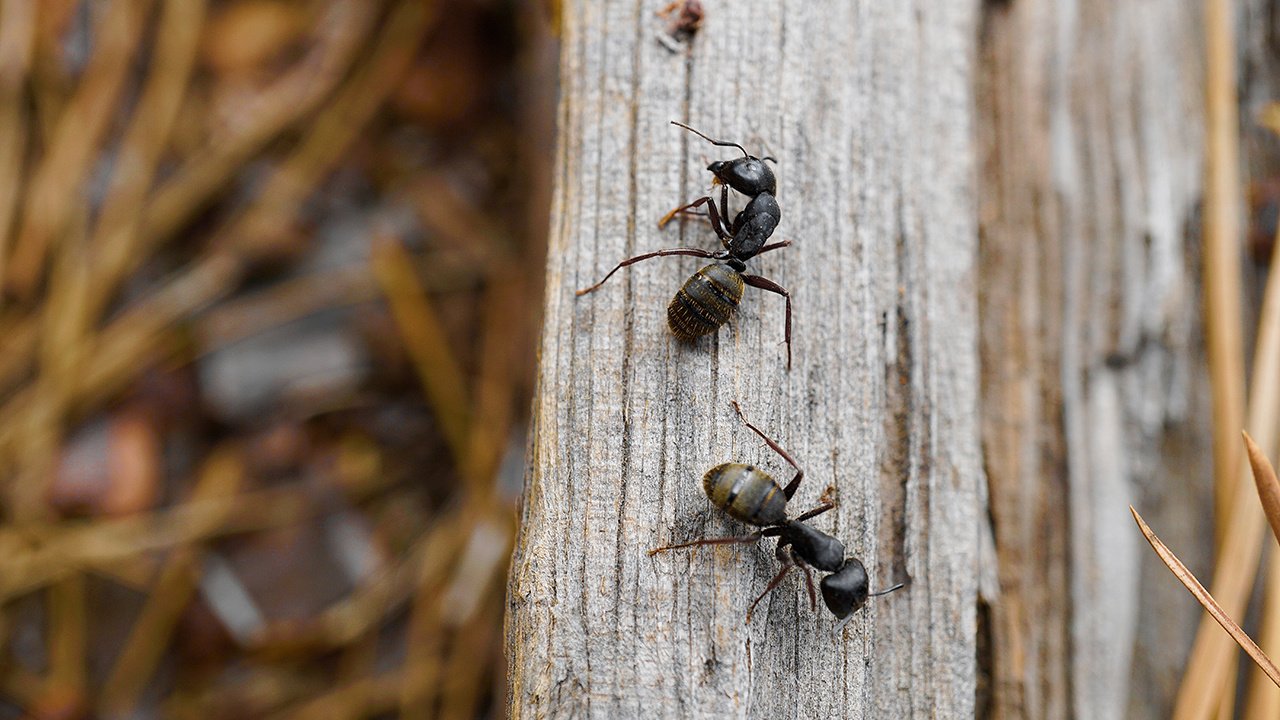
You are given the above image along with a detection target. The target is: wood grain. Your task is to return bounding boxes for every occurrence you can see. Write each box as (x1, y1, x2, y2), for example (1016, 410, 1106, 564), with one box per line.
(976, 1, 1210, 719)
(507, 0, 981, 716)
(510, 0, 1216, 716)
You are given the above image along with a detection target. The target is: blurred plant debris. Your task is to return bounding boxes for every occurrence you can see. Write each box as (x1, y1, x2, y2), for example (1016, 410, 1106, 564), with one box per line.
(0, 0, 555, 717)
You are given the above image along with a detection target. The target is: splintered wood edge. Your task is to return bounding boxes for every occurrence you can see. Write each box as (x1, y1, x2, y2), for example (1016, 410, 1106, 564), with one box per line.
(1244, 431, 1280, 551)
(1130, 505, 1280, 689)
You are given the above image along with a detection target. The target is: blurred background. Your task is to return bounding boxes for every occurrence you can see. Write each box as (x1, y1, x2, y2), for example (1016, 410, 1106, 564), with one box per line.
(0, 1, 556, 717)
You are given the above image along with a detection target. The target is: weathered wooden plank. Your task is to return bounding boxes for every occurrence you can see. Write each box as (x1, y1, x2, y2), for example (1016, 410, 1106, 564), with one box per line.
(507, 0, 981, 716)
(976, 1, 1210, 718)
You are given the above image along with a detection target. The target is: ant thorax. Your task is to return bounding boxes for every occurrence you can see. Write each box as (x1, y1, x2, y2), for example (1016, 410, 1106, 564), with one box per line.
(781, 521, 845, 573)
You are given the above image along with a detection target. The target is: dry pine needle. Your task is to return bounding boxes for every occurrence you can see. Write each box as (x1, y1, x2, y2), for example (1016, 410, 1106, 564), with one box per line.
(1131, 504, 1280, 689)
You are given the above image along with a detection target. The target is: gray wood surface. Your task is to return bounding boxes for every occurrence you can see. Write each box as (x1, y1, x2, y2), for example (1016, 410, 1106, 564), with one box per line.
(507, 1, 982, 716)
(976, 2, 1211, 719)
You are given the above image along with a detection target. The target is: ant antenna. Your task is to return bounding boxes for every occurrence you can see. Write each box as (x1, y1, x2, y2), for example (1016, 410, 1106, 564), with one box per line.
(869, 582, 906, 598)
(671, 120, 750, 158)
(762, 156, 778, 164)
(832, 582, 905, 635)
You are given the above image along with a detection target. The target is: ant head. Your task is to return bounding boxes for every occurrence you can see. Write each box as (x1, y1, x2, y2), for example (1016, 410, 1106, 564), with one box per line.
(782, 521, 845, 573)
(820, 558, 905, 620)
(671, 120, 778, 197)
(707, 157, 777, 198)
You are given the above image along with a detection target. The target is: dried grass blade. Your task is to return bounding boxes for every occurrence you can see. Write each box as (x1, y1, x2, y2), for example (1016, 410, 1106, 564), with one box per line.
(78, 0, 207, 326)
(1177, 144, 1280, 719)
(0, 1, 380, 404)
(0, 484, 310, 602)
(1240, 148, 1280, 716)
(226, 0, 434, 259)
(3, 0, 430, 461)
(1247, 568, 1280, 719)
(273, 673, 403, 720)
(0, 0, 35, 284)
(1131, 505, 1280, 689)
(0, 310, 34, 385)
(99, 447, 244, 716)
(249, 513, 465, 655)
(1243, 429, 1280, 718)
(137, 0, 377, 246)
(1245, 431, 1280, 548)
(372, 233, 470, 471)
(6, 0, 153, 297)
(462, 270, 525, 491)
(1203, 0, 1248, 546)
(46, 572, 86, 703)
(1261, 103, 1280, 136)
(0, 661, 46, 711)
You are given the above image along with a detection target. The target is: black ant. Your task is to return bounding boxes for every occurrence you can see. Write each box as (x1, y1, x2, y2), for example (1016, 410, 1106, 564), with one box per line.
(658, 121, 779, 249)
(649, 401, 904, 624)
(576, 122, 793, 369)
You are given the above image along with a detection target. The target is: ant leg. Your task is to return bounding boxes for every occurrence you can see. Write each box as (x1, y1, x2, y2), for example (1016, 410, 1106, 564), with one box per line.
(779, 543, 817, 611)
(648, 531, 763, 556)
(741, 274, 792, 370)
(576, 247, 718, 296)
(658, 196, 711, 228)
(730, 400, 805, 499)
(671, 209, 710, 220)
(798, 560, 817, 611)
(793, 501, 835, 523)
(756, 239, 793, 255)
(659, 196, 733, 242)
(793, 486, 838, 522)
(835, 613, 856, 634)
(707, 191, 731, 248)
(746, 552, 796, 622)
(716, 183, 737, 251)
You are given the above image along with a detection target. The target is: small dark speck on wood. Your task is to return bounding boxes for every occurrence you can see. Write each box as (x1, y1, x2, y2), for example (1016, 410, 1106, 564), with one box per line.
(655, 0, 703, 54)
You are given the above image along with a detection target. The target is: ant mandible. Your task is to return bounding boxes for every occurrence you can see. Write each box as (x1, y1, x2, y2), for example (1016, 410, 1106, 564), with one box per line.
(649, 401, 904, 623)
(576, 121, 793, 369)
